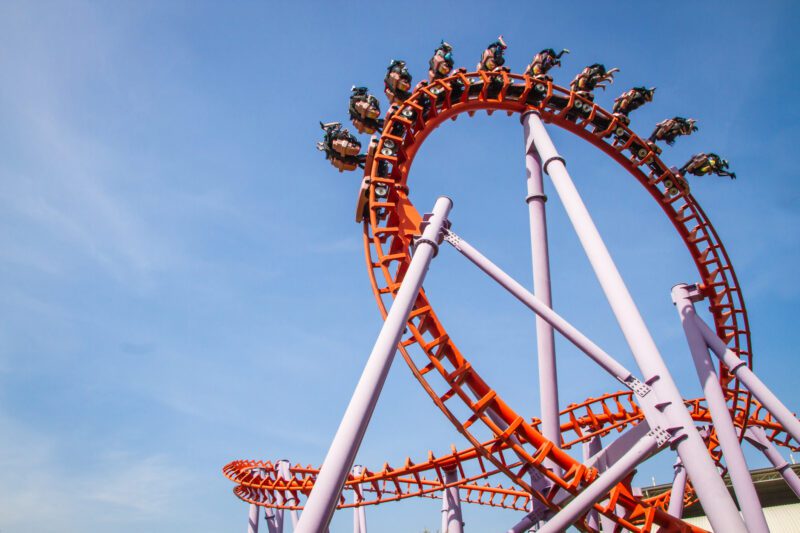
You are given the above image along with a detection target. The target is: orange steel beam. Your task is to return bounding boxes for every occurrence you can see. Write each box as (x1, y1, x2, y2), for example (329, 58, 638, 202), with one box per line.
(225, 397, 794, 515)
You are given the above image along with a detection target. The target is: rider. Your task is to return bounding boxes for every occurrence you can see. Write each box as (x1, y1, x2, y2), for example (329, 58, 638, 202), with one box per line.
(349, 86, 384, 134)
(526, 48, 569, 81)
(477, 36, 508, 71)
(648, 117, 699, 146)
(428, 40, 455, 82)
(570, 63, 619, 100)
(612, 87, 655, 124)
(384, 59, 413, 104)
(317, 122, 364, 172)
(679, 153, 736, 179)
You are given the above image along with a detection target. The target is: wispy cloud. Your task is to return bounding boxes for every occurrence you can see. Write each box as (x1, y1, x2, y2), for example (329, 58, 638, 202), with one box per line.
(0, 411, 195, 531)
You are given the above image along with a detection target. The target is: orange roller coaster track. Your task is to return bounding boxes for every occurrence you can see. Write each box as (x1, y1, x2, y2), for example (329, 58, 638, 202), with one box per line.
(225, 70, 799, 533)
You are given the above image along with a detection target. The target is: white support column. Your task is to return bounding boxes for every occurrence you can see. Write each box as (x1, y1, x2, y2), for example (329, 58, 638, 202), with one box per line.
(536, 432, 661, 533)
(509, 421, 655, 533)
(352, 465, 367, 533)
(582, 436, 603, 531)
(744, 426, 800, 499)
(441, 467, 464, 533)
(692, 312, 800, 443)
(672, 284, 768, 532)
(522, 112, 561, 472)
(264, 464, 283, 533)
(264, 507, 280, 533)
(295, 197, 453, 533)
(276, 460, 299, 529)
(248, 503, 260, 533)
(271, 487, 285, 533)
(523, 112, 747, 533)
(667, 459, 687, 518)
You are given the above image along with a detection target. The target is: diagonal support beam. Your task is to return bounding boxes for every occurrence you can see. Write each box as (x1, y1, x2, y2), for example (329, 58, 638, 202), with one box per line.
(743, 426, 800, 499)
(295, 197, 453, 533)
(691, 310, 800, 443)
(522, 112, 746, 532)
(672, 283, 768, 532)
(509, 421, 656, 532)
(536, 431, 663, 533)
(443, 229, 634, 384)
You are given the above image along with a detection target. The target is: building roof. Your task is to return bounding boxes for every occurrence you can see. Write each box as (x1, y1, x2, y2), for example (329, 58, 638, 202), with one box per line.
(641, 464, 800, 518)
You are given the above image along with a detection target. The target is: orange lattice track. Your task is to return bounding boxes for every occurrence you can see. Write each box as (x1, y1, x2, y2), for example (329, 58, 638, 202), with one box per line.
(225, 71, 796, 532)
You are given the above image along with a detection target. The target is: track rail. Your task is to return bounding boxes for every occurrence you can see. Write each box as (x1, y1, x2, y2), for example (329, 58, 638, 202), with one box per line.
(360, 71, 755, 531)
(226, 71, 770, 532)
(223, 393, 795, 514)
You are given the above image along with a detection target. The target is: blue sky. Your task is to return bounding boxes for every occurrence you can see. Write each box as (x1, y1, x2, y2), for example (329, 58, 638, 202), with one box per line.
(1, 1, 799, 531)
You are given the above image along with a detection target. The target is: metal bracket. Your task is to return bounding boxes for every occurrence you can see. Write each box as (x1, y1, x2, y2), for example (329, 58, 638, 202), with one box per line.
(621, 376, 652, 398)
(520, 109, 542, 123)
(419, 212, 452, 235)
(415, 212, 452, 257)
(412, 236, 440, 257)
(543, 156, 566, 175)
(648, 426, 672, 447)
(442, 229, 462, 251)
(525, 193, 548, 204)
(684, 283, 705, 303)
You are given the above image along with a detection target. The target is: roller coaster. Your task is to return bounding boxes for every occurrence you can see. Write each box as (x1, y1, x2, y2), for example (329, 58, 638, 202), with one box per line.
(224, 39, 799, 532)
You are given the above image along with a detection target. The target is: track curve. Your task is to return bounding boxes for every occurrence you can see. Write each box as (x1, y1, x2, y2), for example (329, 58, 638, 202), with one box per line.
(224, 70, 773, 533)
(361, 70, 755, 530)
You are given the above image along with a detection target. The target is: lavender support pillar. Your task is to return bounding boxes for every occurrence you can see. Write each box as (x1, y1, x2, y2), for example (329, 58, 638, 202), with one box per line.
(667, 459, 687, 518)
(582, 436, 603, 531)
(744, 426, 800, 499)
(264, 506, 279, 533)
(295, 197, 453, 533)
(444, 230, 634, 382)
(248, 503, 260, 533)
(266, 464, 284, 533)
(441, 466, 464, 533)
(522, 112, 561, 466)
(693, 312, 800, 443)
(276, 460, 299, 529)
(352, 465, 367, 533)
(523, 112, 746, 533)
(672, 284, 768, 532)
(537, 432, 661, 533)
(508, 422, 654, 533)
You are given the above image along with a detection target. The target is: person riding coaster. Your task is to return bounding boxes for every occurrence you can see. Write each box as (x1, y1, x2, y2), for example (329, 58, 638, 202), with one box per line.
(570, 63, 620, 101)
(679, 152, 736, 179)
(428, 40, 456, 82)
(477, 36, 508, 71)
(648, 117, 699, 152)
(612, 86, 655, 125)
(525, 48, 569, 81)
(384, 59, 413, 104)
(349, 86, 384, 135)
(316, 122, 365, 172)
